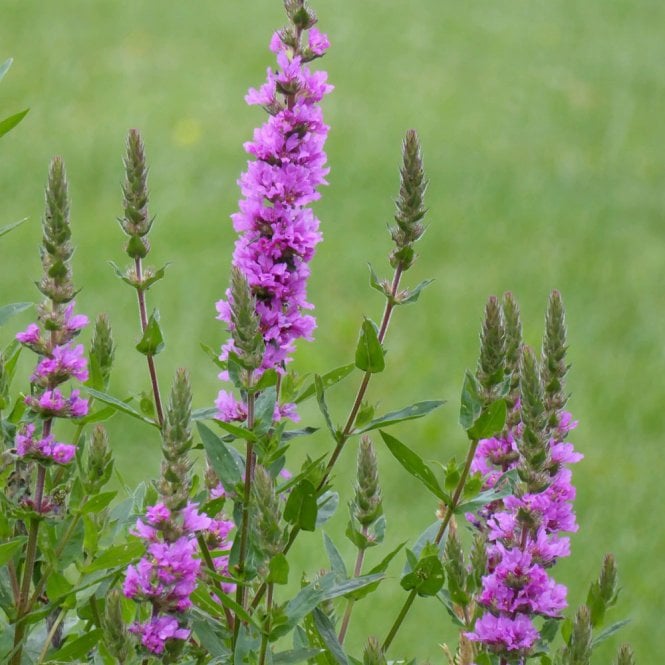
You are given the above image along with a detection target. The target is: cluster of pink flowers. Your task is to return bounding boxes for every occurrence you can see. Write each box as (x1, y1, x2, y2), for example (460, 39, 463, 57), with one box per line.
(215, 25, 332, 422)
(124, 501, 234, 655)
(15, 300, 89, 466)
(466, 412, 582, 656)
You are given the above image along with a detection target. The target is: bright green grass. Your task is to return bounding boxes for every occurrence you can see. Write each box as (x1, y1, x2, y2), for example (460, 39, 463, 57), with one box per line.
(2, 0, 664, 661)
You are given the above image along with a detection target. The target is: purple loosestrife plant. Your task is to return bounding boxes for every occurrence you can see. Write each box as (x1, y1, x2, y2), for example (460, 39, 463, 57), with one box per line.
(215, 0, 332, 423)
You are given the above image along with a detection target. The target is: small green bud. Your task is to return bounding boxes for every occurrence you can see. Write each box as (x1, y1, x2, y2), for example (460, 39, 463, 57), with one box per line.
(444, 520, 467, 604)
(38, 157, 75, 304)
(502, 292, 522, 424)
(363, 637, 387, 665)
(469, 532, 487, 592)
(285, 0, 317, 30)
(614, 644, 635, 665)
(121, 129, 153, 246)
(560, 605, 592, 665)
(229, 267, 264, 371)
(476, 295, 505, 400)
(352, 436, 382, 527)
(390, 129, 428, 270)
(84, 425, 114, 493)
(252, 465, 286, 558)
(89, 314, 115, 390)
(103, 589, 132, 662)
(587, 553, 618, 627)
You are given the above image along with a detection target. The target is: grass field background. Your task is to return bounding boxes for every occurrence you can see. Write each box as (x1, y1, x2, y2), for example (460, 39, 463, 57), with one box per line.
(2, 0, 664, 661)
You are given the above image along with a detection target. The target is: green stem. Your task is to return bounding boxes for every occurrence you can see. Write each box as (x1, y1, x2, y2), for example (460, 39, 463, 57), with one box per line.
(197, 533, 235, 631)
(250, 264, 404, 613)
(258, 583, 274, 665)
(338, 528, 368, 645)
(382, 438, 480, 653)
(233, 381, 255, 646)
(11, 463, 47, 665)
(135, 257, 164, 427)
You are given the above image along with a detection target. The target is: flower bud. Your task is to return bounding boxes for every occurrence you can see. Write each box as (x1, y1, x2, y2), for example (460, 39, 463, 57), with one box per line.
(476, 295, 505, 401)
(363, 637, 387, 665)
(444, 519, 467, 605)
(614, 644, 635, 665)
(103, 589, 132, 662)
(502, 292, 522, 422)
(121, 129, 153, 250)
(352, 436, 382, 527)
(38, 157, 75, 304)
(390, 129, 428, 270)
(560, 605, 592, 665)
(229, 267, 264, 371)
(88, 314, 115, 390)
(84, 425, 113, 493)
(252, 465, 285, 558)
(586, 553, 618, 627)
(542, 290, 569, 430)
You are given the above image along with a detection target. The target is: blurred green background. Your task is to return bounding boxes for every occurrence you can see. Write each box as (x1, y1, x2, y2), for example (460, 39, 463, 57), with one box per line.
(2, 0, 664, 661)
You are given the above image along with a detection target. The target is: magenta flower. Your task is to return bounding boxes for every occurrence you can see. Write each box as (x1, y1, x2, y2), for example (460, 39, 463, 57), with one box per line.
(32, 343, 88, 385)
(16, 323, 41, 347)
(129, 616, 190, 655)
(466, 613, 540, 654)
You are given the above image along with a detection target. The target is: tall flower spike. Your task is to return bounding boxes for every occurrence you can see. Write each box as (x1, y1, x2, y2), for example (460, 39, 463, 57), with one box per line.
(542, 289, 569, 431)
(88, 314, 115, 391)
(559, 606, 592, 665)
(353, 436, 382, 527)
(216, 0, 332, 420)
(38, 157, 74, 304)
(252, 465, 285, 558)
(121, 128, 152, 259)
(502, 292, 522, 425)
(390, 129, 428, 270)
(476, 295, 505, 402)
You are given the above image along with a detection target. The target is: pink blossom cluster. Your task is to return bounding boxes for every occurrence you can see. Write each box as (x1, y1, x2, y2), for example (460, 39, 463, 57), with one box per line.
(15, 300, 89, 465)
(466, 412, 582, 656)
(124, 501, 234, 655)
(216, 26, 332, 422)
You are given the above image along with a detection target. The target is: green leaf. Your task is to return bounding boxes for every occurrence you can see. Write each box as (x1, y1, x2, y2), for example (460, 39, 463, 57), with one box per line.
(197, 422, 244, 491)
(84, 388, 158, 427)
(268, 553, 290, 585)
(192, 615, 231, 658)
(354, 318, 385, 373)
(315, 374, 338, 441)
(455, 469, 518, 514)
(0, 537, 26, 566)
(467, 399, 507, 440)
(50, 629, 102, 661)
(274, 648, 324, 665)
(312, 608, 349, 665)
(0, 217, 27, 239)
(141, 262, 171, 290)
(135, 308, 165, 356)
(295, 363, 355, 404)
(355, 400, 445, 434)
(591, 619, 631, 647)
(323, 532, 348, 578)
(379, 430, 448, 502)
(83, 540, 144, 573)
(316, 491, 339, 528)
(78, 491, 117, 515)
(0, 302, 32, 326)
(254, 386, 277, 436)
(0, 109, 29, 139)
(192, 406, 219, 421)
(368, 263, 390, 298)
(284, 479, 318, 531)
(398, 279, 435, 305)
(346, 541, 405, 601)
(77, 405, 117, 425)
(215, 419, 257, 442)
(45, 570, 73, 602)
(200, 341, 226, 369)
(460, 370, 483, 431)
(404, 521, 445, 574)
(0, 58, 13, 82)
(400, 546, 445, 597)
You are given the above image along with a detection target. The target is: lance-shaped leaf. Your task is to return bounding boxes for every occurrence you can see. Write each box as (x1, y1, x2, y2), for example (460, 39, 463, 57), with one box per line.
(0, 217, 27, 239)
(83, 540, 145, 573)
(0, 58, 13, 82)
(400, 543, 445, 597)
(323, 532, 348, 578)
(0, 537, 26, 566)
(135, 308, 164, 356)
(379, 430, 449, 503)
(0, 302, 32, 326)
(354, 400, 445, 434)
(254, 386, 277, 436)
(197, 422, 243, 491)
(315, 374, 338, 441)
(295, 363, 355, 404)
(398, 278, 434, 305)
(455, 468, 518, 514)
(85, 388, 158, 427)
(49, 629, 102, 662)
(346, 541, 405, 601)
(0, 109, 29, 139)
(355, 318, 385, 373)
(460, 370, 483, 431)
(312, 608, 349, 665)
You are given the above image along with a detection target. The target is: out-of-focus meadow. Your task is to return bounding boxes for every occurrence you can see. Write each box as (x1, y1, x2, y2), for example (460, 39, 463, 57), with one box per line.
(2, 0, 664, 660)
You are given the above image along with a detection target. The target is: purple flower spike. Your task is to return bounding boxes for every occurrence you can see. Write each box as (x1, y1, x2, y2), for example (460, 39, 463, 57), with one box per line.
(216, 19, 332, 423)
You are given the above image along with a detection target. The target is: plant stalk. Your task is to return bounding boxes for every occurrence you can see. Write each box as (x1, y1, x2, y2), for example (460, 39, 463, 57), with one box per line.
(382, 438, 480, 652)
(338, 528, 368, 645)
